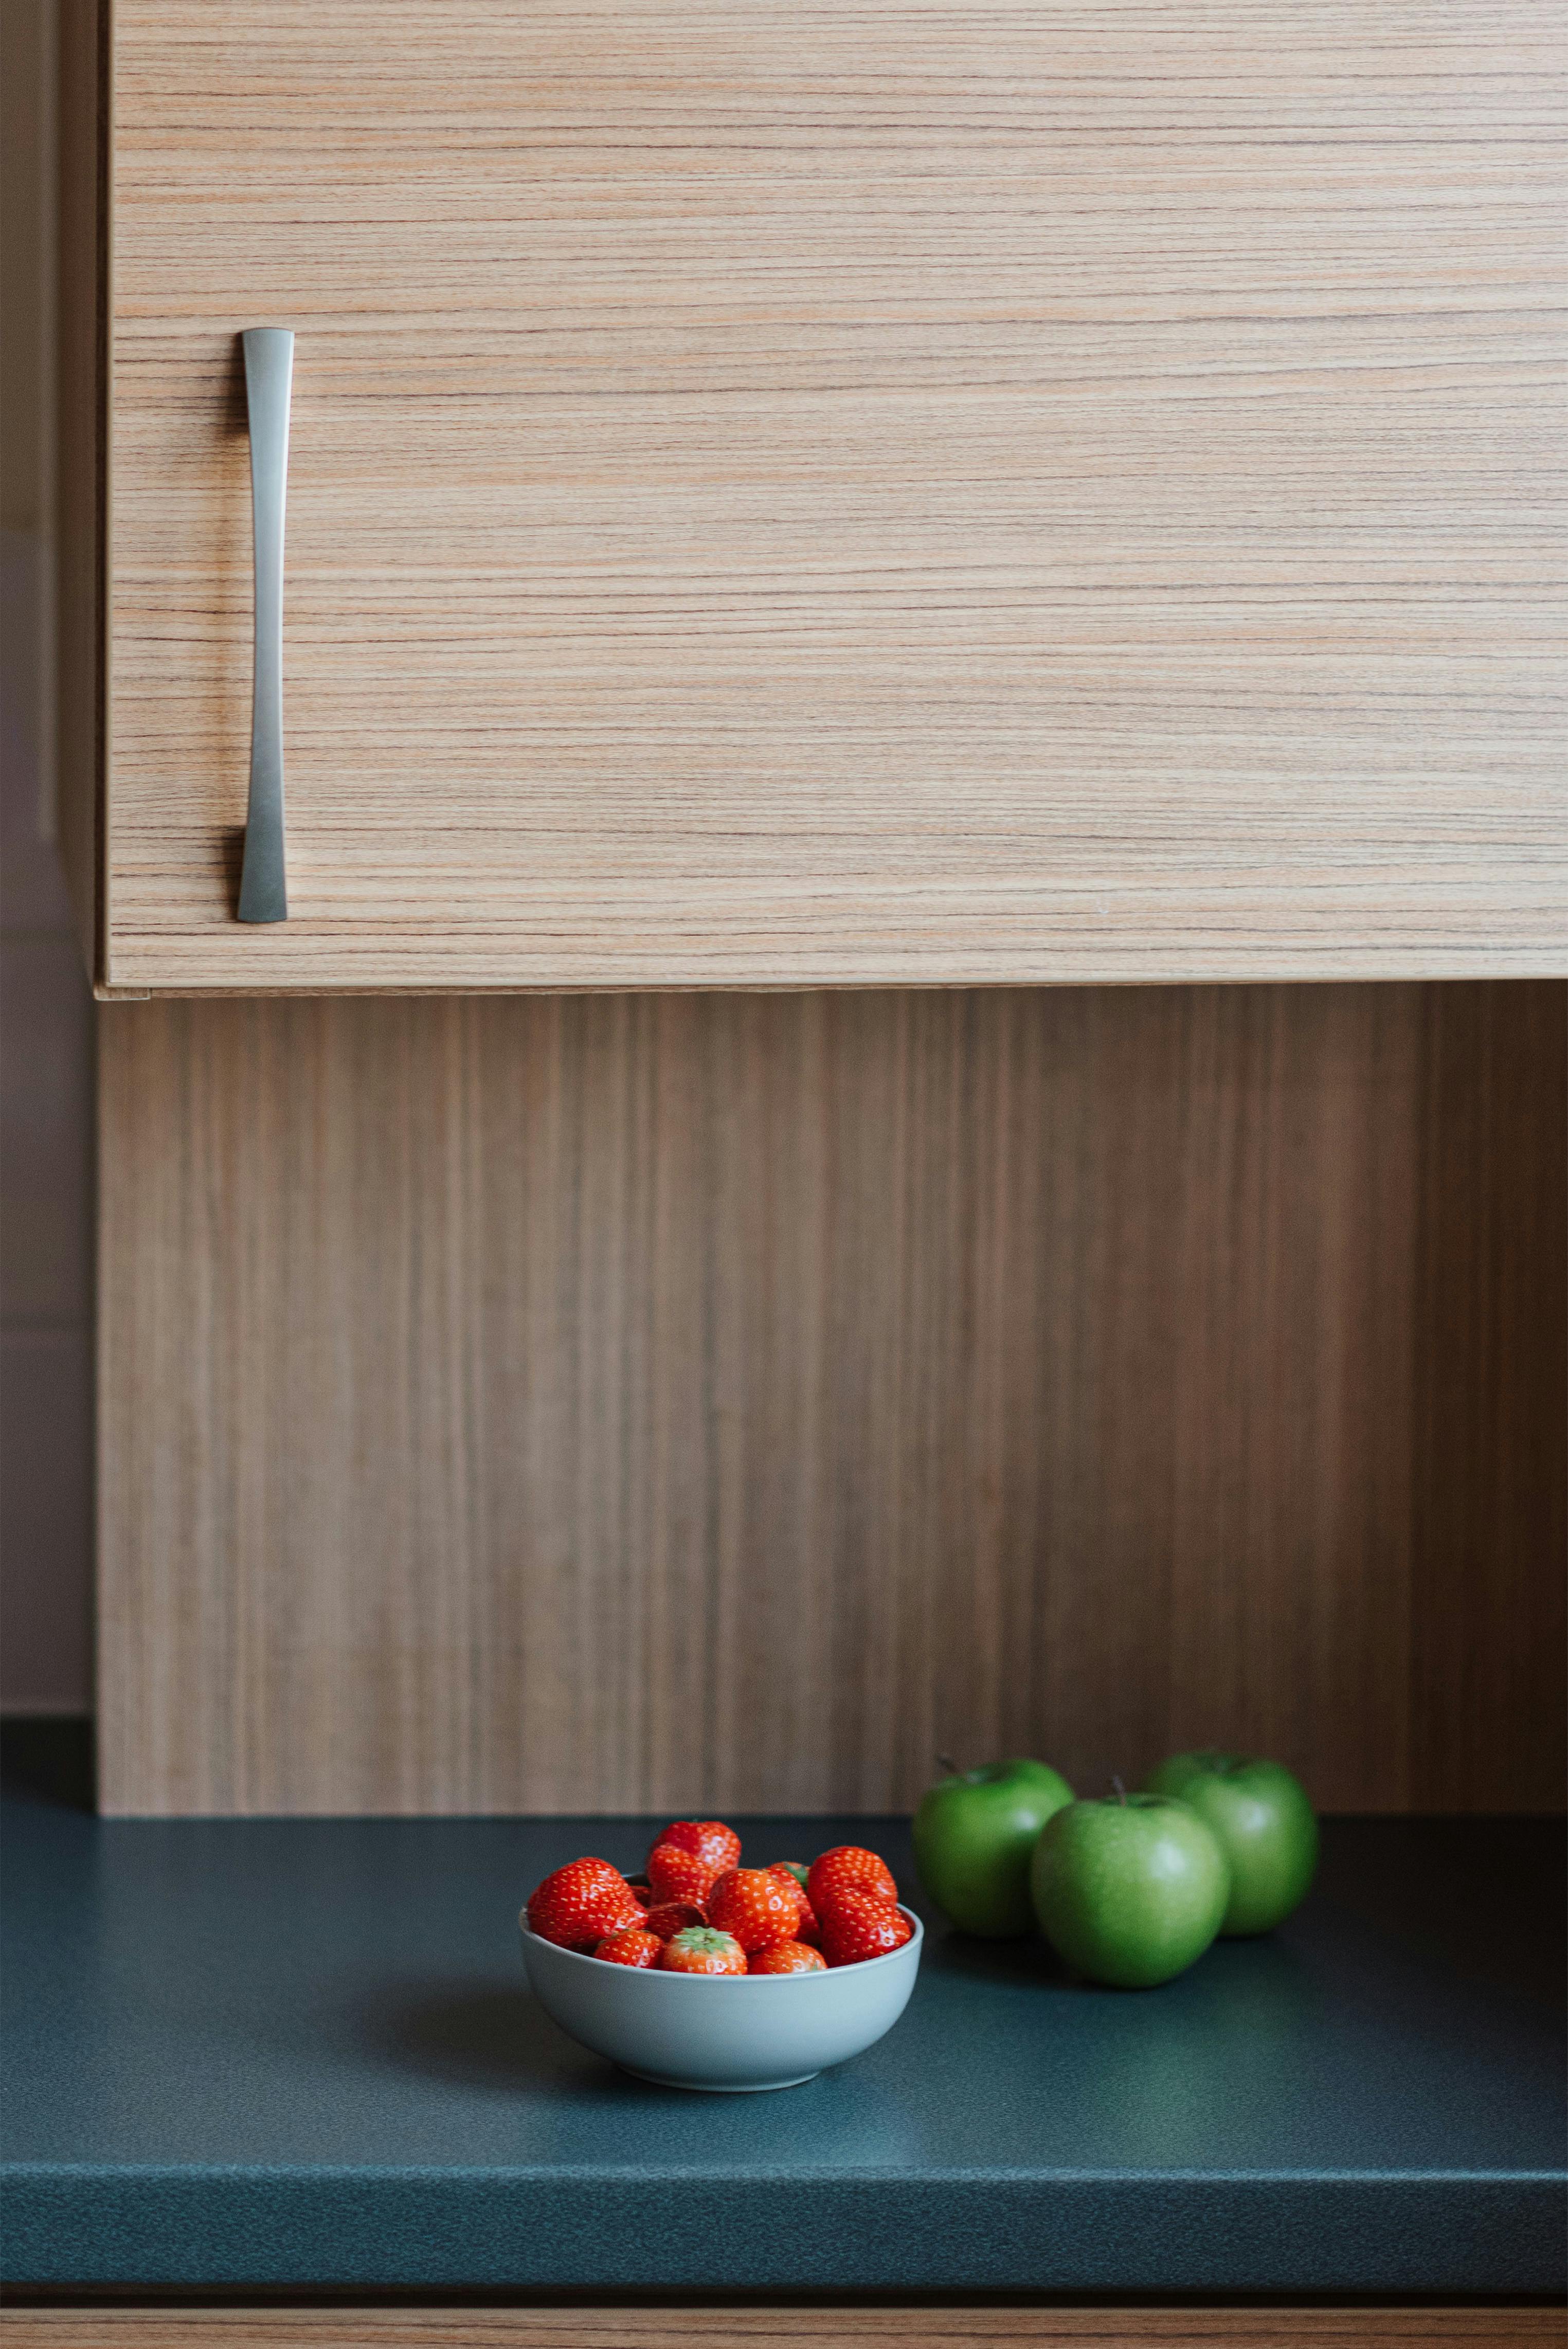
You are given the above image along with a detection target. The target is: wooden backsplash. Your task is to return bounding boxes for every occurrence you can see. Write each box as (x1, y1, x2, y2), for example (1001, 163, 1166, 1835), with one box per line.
(98, 983, 1565, 1816)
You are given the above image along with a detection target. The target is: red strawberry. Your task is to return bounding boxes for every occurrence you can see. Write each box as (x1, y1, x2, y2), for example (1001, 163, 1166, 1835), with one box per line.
(647, 1841, 723, 1906)
(659, 1925, 748, 1976)
(748, 1939, 827, 1975)
(526, 1857, 642, 1952)
(808, 1845, 898, 1918)
(707, 1866, 802, 1954)
(651, 1820, 742, 1876)
(594, 1926, 662, 1968)
(642, 1900, 707, 1942)
(768, 1862, 821, 1946)
(820, 1888, 913, 1968)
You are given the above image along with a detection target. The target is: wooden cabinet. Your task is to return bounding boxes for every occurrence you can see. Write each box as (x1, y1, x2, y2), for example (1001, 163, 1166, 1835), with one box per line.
(5, 2312, 1565, 2348)
(61, 0, 1565, 993)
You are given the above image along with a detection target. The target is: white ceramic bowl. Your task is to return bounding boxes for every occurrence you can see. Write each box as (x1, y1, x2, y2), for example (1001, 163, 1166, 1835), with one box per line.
(519, 1909, 923, 2091)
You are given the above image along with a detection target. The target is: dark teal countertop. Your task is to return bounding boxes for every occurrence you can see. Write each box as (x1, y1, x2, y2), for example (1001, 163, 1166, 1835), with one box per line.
(2, 1734, 1563, 2294)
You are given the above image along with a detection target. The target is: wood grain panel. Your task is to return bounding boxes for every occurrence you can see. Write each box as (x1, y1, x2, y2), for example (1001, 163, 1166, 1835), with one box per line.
(96, 982, 1566, 1817)
(55, 0, 105, 974)
(4, 2313, 1564, 2349)
(100, 0, 1566, 990)
(1410, 981, 1568, 1808)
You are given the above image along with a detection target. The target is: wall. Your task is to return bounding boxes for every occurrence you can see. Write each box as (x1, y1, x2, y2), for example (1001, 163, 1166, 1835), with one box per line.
(1, 0, 95, 1715)
(99, 984, 1565, 1817)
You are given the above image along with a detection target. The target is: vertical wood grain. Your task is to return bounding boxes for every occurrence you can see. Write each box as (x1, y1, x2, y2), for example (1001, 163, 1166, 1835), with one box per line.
(1410, 981, 1568, 1808)
(98, 984, 1566, 1815)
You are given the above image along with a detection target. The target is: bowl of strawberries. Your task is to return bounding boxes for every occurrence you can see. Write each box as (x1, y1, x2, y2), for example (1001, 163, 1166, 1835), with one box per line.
(520, 1820, 922, 2091)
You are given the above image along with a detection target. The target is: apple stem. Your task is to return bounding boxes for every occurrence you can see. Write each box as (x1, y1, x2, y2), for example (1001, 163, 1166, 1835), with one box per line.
(936, 1752, 959, 1776)
(1111, 1775, 1128, 1804)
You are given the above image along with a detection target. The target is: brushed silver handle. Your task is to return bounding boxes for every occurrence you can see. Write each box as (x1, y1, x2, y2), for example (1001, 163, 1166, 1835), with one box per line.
(237, 328, 294, 924)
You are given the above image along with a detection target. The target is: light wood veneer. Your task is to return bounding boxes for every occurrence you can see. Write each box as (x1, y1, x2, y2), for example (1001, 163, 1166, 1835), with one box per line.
(4, 2308, 1564, 2347)
(65, 0, 1568, 988)
(97, 982, 1565, 1816)
(55, 0, 106, 976)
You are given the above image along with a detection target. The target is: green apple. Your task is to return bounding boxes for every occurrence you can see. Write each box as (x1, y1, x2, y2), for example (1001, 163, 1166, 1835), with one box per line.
(1144, 1750, 1318, 1936)
(912, 1758, 1075, 1937)
(1031, 1793, 1229, 1987)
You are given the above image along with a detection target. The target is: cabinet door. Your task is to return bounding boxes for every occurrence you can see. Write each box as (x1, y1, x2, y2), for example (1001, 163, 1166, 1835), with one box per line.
(96, 0, 1563, 991)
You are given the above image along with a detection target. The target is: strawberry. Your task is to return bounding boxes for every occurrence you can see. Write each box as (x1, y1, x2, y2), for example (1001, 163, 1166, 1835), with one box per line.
(526, 1857, 643, 1952)
(820, 1888, 913, 1968)
(642, 1900, 707, 1942)
(768, 1862, 821, 1946)
(594, 1926, 662, 1968)
(707, 1866, 802, 1954)
(647, 1841, 724, 1906)
(808, 1845, 899, 1918)
(659, 1925, 748, 1976)
(650, 1820, 742, 1876)
(748, 1939, 827, 1975)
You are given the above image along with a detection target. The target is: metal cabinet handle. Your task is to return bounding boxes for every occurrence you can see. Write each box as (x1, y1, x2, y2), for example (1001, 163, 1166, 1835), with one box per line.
(238, 328, 294, 924)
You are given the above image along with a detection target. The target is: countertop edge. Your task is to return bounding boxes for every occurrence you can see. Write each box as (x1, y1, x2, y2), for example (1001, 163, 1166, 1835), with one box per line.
(6, 2169, 1564, 2295)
